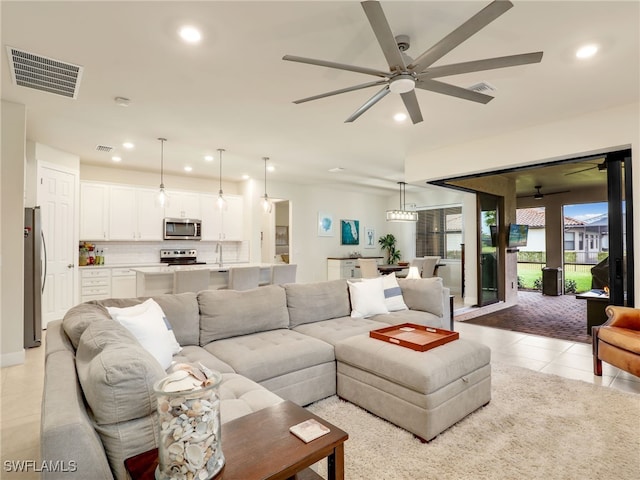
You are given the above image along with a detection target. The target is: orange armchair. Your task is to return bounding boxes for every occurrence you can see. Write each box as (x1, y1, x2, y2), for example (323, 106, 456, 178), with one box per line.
(593, 306, 640, 377)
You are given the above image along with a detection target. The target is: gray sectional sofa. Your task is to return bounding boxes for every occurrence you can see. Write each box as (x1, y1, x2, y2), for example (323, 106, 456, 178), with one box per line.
(42, 277, 450, 480)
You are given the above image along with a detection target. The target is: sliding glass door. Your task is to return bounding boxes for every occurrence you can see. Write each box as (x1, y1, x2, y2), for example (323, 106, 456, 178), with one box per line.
(477, 193, 501, 306)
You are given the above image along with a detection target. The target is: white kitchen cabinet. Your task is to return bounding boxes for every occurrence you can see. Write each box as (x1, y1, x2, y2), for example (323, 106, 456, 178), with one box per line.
(80, 182, 109, 240)
(165, 190, 201, 219)
(200, 193, 243, 241)
(109, 185, 163, 240)
(111, 268, 137, 298)
(80, 268, 111, 302)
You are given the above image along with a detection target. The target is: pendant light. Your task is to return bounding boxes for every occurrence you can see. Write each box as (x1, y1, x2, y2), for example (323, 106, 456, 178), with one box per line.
(216, 148, 227, 211)
(386, 181, 417, 222)
(156, 137, 169, 207)
(261, 157, 273, 214)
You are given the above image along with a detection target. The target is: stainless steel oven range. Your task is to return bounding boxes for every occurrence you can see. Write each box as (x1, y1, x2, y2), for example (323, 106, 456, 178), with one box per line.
(160, 249, 206, 265)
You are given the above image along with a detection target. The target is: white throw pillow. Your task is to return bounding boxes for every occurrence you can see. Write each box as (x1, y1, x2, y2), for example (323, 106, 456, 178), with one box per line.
(382, 272, 408, 312)
(347, 277, 389, 318)
(107, 299, 181, 369)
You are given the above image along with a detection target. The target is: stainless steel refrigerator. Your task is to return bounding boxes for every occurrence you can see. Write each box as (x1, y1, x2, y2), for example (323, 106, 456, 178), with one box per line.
(24, 206, 43, 348)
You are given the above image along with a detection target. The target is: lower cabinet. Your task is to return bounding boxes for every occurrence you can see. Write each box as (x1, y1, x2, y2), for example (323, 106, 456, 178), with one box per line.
(327, 258, 384, 280)
(80, 268, 111, 302)
(111, 268, 137, 298)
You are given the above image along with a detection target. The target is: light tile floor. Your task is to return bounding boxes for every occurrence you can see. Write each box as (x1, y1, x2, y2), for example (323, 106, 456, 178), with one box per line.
(1, 322, 639, 479)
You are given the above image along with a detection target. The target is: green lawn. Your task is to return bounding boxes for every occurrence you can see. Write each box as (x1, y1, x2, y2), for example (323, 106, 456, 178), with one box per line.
(517, 264, 593, 293)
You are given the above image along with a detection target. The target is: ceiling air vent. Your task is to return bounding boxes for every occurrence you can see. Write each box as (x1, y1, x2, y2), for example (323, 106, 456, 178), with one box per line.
(95, 145, 114, 153)
(467, 81, 496, 94)
(6, 46, 83, 99)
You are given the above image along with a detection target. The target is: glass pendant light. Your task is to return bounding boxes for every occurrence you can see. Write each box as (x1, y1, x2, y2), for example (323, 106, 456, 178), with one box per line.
(216, 148, 227, 211)
(386, 181, 417, 222)
(156, 137, 169, 207)
(261, 157, 273, 214)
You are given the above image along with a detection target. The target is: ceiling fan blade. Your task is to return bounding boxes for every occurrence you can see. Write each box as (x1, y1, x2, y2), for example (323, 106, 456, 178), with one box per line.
(409, 0, 514, 73)
(361, 0, 406, 70)
(418, 52, 544, 79)
(292, 80, 387, 104)
(283, 55, 389, 78)
(416, 78, 494, 104)
(345, 85, 390, 123)
(400, 90, 423, 124)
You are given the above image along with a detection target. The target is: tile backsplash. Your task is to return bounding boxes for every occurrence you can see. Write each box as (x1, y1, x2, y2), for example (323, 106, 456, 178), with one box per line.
(87, 241, 249, 266)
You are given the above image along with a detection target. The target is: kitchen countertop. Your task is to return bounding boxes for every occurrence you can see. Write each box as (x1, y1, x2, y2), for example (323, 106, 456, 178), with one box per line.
(130, 263, 273, 274)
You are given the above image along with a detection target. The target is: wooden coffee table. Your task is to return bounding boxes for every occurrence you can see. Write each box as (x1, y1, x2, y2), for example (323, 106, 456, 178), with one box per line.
(125, 400, 348, 480)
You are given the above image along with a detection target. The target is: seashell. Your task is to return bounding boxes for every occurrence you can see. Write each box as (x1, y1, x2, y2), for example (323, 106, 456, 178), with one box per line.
(170, 397, 186, 407)
(175, 453, 184, 463)
(168, 442, 184, 455)
(158, 400, 170, 414)
(195, 421, 208, 435)
(198, 469, 209, 480)
(185, 444, 205, 469)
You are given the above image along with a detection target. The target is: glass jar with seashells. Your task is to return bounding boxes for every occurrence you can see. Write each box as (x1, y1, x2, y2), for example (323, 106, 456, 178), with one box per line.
(154, 363, 224, 480)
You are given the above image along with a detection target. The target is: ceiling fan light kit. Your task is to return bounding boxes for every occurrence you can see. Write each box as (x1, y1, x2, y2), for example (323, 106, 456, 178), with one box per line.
(283, 0, 543, 124)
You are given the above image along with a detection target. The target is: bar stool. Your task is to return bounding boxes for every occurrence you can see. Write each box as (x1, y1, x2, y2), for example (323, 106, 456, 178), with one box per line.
(357, 258, 379, 278)
(227, 266, 260, 291)
(173, 269, 210, 294)
(270, 264, 297, 285)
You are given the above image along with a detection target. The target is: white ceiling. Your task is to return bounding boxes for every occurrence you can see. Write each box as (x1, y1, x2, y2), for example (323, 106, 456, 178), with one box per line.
(2, 1, 638, 196)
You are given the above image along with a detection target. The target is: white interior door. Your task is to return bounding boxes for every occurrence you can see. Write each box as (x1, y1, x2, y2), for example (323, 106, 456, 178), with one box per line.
(39, 164, 77, 326)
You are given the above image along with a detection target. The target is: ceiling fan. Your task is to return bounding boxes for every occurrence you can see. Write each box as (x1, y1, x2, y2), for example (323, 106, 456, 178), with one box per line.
(518, 185, 570, 200)
(564, 161, 607, 176)
(283, 0, 543, 124)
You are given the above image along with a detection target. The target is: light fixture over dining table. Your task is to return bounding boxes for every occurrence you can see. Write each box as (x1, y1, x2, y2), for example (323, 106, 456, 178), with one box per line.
(386, 181, 417, 222)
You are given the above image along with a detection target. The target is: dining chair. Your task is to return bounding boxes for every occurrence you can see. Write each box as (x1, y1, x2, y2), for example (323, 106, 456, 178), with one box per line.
(271, 264, 297, 285)
(173, 269, 210, 294)
(227, 266, 260, 291)
(421, 256, 441, 278)
(358, 258, 379, 279)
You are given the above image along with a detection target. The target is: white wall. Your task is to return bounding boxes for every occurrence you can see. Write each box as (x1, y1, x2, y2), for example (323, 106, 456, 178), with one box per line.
(406, 101, 640, 302)
(1, 101, 27, 366)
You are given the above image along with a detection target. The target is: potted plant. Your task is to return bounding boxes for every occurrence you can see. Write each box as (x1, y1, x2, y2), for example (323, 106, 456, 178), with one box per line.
(378, 234, 401, 265)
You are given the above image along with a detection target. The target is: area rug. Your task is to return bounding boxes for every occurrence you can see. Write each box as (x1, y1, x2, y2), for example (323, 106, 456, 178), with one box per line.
(307, 363, 640, 480)
(462, 291, 591, 344)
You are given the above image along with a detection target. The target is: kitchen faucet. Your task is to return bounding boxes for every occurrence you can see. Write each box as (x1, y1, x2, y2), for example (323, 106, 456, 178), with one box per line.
(215, 242, 223, 267)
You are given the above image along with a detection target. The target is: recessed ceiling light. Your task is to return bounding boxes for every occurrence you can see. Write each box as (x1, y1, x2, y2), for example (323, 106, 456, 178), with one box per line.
(394, 113, 407, 122)
(576, 44, 598, 59)
(267, 165, 275, 172)
(241, 174, 250, 180)
(122, 142, 134, 149)
(184, 166, 193, 172)
(179, 26, 201, 44)
(328, 167, 345, 173)
(114, 96, 130, 107)
(111, 156, 122, 162)
(204, 155, 214, 162)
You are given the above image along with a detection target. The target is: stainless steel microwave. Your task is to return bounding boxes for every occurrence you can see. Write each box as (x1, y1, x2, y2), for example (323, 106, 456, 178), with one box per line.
(163, 218, 201, 240)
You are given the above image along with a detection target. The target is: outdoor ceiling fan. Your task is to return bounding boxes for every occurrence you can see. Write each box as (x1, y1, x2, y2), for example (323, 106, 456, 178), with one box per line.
(564, 161, 607, 176)
(518, 185, 570, 200)
(283, 0, 543, 124)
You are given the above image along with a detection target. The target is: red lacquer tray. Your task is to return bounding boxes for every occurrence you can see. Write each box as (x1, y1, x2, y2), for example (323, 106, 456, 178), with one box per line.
(369, 323, 459, 351)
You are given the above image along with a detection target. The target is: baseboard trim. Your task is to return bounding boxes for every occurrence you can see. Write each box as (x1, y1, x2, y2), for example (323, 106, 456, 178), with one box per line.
(1, 349, 25, 367)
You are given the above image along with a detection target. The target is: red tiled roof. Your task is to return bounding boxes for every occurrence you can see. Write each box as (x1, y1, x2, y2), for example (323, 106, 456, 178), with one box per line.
(516, 208, 585, 227)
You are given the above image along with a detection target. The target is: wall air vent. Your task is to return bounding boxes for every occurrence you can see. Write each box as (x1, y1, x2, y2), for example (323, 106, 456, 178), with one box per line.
(6, 46, 83, 99)
(467, 81, 496, 94)
(95, 145, 114, 153)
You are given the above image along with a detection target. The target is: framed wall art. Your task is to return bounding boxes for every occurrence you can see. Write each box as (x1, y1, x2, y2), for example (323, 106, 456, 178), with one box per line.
(317, 212, 334, 237)
(340, 219, 360, 245)
(364, 227, 376, 249)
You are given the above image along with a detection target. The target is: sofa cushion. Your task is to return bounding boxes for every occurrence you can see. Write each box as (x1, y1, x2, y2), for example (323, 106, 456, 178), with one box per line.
(382, 272, 408, 312)
(371, 309, 444, 329)
(397, 277, 444, 317)
(293, 316, 391, 346)
(204, 329, 335, 383)
(172, 345, 236, 374)
(75, 319, 165, 426)
(348, 277, 389, 318)
(218, 373, 284, 424)
(106, 298, 180, 369)
(285, 279, 351, 327)
(62, 302, 112, 349)
(198, 285, 289, 344)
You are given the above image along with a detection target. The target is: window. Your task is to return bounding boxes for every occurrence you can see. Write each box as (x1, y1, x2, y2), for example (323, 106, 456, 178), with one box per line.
(416, 207, 462, 259)
(564, 232, 575, 251)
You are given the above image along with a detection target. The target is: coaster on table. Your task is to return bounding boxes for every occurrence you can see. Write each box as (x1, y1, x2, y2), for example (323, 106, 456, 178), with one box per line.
(289, 418, 330, 443)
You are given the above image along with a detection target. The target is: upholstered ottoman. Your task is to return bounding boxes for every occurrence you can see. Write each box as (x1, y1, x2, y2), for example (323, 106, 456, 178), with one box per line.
(335, 334, 491, 441)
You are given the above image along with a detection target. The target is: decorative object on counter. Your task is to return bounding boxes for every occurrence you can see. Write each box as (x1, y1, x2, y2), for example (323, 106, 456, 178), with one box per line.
(79, 246, 88, 266)
(261, 156, 273, 214)
(340, 219, 359, 245)
(317, 212, 334, 237)
(154, 363, 224, 480)
(216, 149, 227, 211)
(348, 251, 361, 258)
(156, 137, 170, 208)
(378, 233, 401, 264)
(386, 182, 418, 222)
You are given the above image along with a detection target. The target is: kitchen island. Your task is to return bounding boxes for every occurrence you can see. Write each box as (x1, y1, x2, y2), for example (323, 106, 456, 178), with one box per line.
(132, 263, 273, 296)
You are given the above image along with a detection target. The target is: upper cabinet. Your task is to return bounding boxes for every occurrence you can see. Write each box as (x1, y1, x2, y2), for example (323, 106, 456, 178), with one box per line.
(109, 185, 164, 240)
(164, 190, 201, 220)
(80, 183, 109, 240)
(200, 193, 244, 241)
(222, 195, 244, 241)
